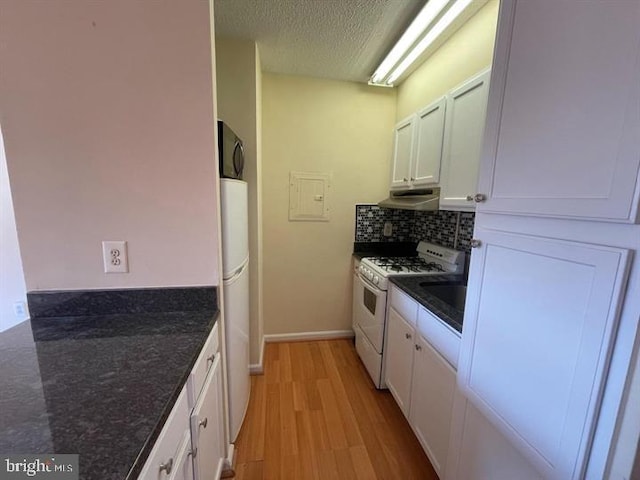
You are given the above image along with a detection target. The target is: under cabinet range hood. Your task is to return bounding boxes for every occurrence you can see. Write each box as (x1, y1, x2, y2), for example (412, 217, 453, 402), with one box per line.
(378, 187, 440, 211)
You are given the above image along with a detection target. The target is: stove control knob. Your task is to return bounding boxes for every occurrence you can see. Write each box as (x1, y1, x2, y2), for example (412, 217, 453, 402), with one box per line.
(373, 275, 379, 284)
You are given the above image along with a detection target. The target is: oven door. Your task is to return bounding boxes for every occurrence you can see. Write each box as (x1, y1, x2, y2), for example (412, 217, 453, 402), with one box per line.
(353, 273, 387, 353)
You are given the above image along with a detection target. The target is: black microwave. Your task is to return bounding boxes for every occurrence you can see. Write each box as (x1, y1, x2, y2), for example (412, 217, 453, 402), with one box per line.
(217, 120, 245, 180)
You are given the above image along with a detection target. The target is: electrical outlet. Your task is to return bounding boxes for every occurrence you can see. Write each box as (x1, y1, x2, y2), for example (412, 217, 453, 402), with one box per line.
(102, 241, 129, 273)
(383, 222, 393, 237)
(13, 301, 27, 319)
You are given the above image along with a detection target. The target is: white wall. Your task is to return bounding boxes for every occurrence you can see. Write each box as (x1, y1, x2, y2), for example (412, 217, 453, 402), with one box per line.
(262, 74, 396, 336)
(0, 127, 28, 332)
(0, 1, 220, 291)
(215, 37, 264, 365)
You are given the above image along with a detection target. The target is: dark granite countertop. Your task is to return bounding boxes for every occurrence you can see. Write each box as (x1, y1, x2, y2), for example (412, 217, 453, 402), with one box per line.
(0, 288, 218, 480)
(390, 275, 465, 333)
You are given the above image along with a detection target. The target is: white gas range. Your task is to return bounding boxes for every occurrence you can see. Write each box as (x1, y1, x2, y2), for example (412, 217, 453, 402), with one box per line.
(353, 241, 465, 388)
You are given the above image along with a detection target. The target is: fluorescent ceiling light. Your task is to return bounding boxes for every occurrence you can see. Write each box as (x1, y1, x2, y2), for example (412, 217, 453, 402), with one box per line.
(387, 0, 473, 84)
(371, 0, 450, 84)
(370, 0, 474, 86)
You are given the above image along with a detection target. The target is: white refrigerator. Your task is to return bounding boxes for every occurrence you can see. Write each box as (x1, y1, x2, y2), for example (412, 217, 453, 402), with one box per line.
(220, 178, 250, 442)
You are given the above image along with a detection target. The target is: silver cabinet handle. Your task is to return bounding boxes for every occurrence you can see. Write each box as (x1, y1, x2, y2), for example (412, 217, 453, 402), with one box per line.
(470, 239, 482, 248)
(415, 344, 422, 351)
(466, 195, 474, 202)
(410, 177, 415, 181)
(403, 177, 408, 182)
(473, 193, 486, 203)
(159, 458, 173, 475)
(199, 417, 208, 429)
(189, 448, 197, 459)
(206, 353, 216, 365)
(405, 333, 412, 340)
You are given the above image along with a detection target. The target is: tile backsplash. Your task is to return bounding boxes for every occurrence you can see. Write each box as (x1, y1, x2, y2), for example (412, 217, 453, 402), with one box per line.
(457, 212, 475, 252)
(413, 210, 458, 249)
(355, 205, 414, 242)
(355, 204, 475, 253)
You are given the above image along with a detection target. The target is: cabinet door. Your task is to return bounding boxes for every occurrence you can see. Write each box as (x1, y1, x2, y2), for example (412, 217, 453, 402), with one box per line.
(137, 387, 190, 480)
(390, 115, 415, 190)
(412, 97, 446, 187)
(440, 69, 491, 210)
(477, 0, 640, 223)
(190, 323, 219, 405)
(409, 335, 456, 478)
(168, 431, 194, 480)
(352, 271, 359, 330)
(191, 354, 225, 480)
(446, 393, 543, 480)
(384, 307, 415, 417)
(458, 228, 630, 479)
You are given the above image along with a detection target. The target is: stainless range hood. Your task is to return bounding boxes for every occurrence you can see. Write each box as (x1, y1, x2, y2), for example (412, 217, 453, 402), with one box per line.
(378, 187, 440, 211)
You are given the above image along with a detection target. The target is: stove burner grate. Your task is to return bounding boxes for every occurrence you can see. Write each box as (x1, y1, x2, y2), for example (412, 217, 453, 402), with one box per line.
(367, 257, 448, 273)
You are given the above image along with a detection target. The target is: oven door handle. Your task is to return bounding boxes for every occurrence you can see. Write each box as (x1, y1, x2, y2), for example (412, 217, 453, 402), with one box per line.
(357, 272, 384, 295)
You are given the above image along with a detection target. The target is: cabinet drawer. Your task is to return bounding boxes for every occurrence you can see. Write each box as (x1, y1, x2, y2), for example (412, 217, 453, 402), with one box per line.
(137, 386, 189, 480)
(417, 307, 460, 369)
(390, 285, 418, 326)
(190, 323, 220, 405)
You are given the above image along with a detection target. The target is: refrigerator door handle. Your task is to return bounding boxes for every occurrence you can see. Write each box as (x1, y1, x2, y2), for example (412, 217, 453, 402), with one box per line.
(224, 258, 249, 284)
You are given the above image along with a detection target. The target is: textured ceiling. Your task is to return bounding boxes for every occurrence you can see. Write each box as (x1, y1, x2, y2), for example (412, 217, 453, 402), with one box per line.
(214, 0, 426, 83)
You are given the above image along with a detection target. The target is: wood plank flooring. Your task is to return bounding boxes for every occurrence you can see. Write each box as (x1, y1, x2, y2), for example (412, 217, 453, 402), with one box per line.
(233, 339, 438, 480)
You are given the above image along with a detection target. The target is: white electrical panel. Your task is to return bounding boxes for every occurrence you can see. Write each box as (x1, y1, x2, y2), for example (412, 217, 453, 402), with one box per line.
(289, 171, 331, 222)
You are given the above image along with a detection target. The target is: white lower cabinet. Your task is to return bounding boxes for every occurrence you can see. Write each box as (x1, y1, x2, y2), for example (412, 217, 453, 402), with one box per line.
(138, 387, 191, 480)
(445, 393, 542, 480)
(170, 431, 195, 480)
(385, 307, 416, 416)
(458, 230, 630, 479)
(385, 285, 548, 480)
(138, 323, 224, 480)
(385, 286, 457, 478)
(190, 353, 225, 480)
(410, 335, 456, 477)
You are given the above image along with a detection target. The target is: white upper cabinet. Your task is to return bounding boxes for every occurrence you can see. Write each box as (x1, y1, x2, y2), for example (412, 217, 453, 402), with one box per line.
(390, 115, 416, 189)
(413, 97, 447, 187)
(440, 69, 491, 210)
(477, 0, 640, 223)
(458, 228, 630, 479)
(390, 97, 447, 191)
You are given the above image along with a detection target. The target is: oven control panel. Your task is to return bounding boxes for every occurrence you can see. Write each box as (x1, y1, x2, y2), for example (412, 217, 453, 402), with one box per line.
(359, 265, 381, 286)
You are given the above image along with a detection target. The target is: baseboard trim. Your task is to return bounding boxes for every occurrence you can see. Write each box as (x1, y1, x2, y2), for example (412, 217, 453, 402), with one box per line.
(264, 329, 355, 343)
(224, 443, 235, 472)
(249, 336, 265, 375)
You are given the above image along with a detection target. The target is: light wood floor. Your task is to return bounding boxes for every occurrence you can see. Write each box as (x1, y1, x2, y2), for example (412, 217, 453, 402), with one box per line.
(232, 339, 438, 480)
